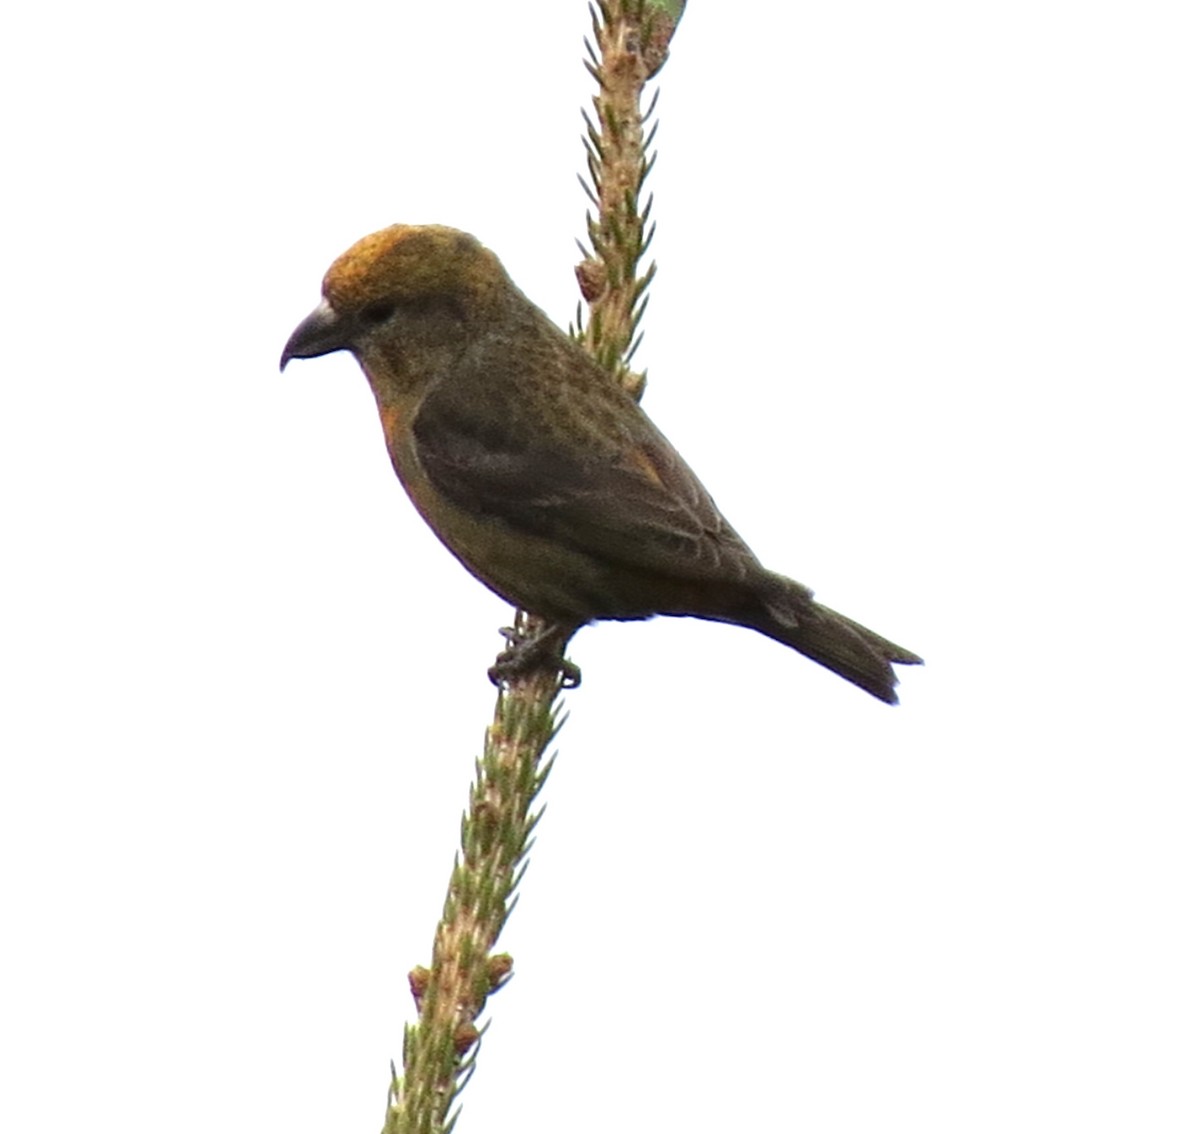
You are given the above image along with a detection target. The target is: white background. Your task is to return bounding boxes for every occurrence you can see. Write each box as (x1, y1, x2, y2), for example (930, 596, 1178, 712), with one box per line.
(2, 2, 1197, 1131)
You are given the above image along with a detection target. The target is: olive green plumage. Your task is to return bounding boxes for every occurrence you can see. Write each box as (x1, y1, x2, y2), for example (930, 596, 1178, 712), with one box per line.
(282, 225, 921, 702)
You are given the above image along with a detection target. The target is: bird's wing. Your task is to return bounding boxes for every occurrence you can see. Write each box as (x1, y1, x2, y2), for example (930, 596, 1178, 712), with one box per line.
(410, 344, 761, 585)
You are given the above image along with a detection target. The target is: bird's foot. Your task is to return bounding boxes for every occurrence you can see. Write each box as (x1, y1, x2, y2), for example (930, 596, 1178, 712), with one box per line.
(489, 619, 580, 689)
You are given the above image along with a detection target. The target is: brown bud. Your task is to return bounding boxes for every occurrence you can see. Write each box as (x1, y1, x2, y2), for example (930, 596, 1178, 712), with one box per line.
(575, 259, 607, 303)
(408, 966, 430, 1005)
(487, 953, 514, 989)
(453, 1022, 480, 1054)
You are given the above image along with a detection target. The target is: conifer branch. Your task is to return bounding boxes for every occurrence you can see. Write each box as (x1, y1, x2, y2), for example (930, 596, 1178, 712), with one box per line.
(383, 4, 684, 1130)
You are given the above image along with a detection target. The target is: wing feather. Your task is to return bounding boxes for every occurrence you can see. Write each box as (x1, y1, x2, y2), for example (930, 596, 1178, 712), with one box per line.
(410, 336, 760, 585)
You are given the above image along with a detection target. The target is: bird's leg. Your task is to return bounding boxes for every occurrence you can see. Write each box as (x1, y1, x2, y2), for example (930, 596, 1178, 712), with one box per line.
(489, 618, 580, 689)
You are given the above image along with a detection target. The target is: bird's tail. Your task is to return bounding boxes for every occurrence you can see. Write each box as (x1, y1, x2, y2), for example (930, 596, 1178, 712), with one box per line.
(751, 578, 923, 704)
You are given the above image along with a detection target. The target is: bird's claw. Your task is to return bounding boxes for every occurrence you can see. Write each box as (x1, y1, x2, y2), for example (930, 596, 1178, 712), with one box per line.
(489, 623, 580, 689)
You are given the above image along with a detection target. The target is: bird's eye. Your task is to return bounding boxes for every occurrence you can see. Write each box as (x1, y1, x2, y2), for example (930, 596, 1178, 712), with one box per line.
(361, 300, 396, 326)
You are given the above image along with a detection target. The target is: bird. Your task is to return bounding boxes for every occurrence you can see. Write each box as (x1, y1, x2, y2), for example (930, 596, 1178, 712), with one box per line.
(280, 224, 921, 702)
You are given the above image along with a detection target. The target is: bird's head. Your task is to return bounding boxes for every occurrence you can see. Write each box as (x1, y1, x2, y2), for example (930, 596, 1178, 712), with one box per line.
(280, 224, 512, 372)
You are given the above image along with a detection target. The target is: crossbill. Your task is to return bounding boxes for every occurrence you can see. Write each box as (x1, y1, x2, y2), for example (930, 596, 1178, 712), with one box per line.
(280, 225, 921, 702)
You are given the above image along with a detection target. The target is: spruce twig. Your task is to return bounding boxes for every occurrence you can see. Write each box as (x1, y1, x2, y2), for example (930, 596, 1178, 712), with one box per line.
(382, 633, 563, 1134)
(572, 0, 682, 399)
(382, 5, 683, 1131)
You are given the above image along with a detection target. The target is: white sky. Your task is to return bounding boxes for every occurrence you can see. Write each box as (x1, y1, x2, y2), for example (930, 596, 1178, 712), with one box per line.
(2, 2, 1197, 1131)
